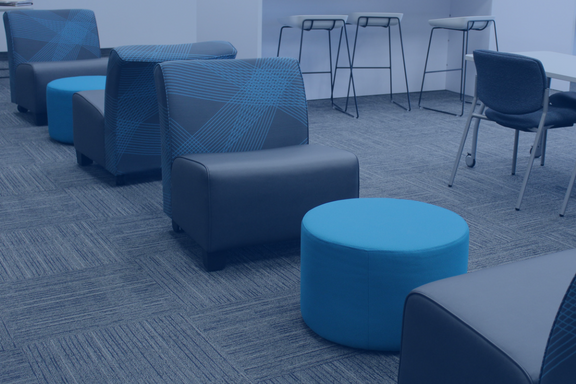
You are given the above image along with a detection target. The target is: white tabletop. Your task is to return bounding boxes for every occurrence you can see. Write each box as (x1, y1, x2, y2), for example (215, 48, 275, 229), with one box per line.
(466, 51, 576, 83)
(0, 6, 33, 11)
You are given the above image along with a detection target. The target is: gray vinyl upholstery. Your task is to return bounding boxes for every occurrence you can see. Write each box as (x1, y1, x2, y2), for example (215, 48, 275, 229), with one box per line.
(398, 248, 576, 384)
(3, 9, 108, 125)
(154, 57, 360, 270)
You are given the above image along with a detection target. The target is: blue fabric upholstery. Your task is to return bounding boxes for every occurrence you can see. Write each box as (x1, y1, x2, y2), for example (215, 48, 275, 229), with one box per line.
(3, 9, 102, 103)
(73, 42, 237, 180)
(46, 76, 106, 144)
(540, 272, 576, 383)
(475, 50, 547, 115)
(155, 57, 309, 217)
(301, 198, 469, 351)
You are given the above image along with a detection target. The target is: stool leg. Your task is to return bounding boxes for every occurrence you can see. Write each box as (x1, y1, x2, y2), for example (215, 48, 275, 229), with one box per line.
(418, 28, 436, 109)
(394, 20, 411, 111)
(277, 26, 290, 57)
(332, 24, 358, 118)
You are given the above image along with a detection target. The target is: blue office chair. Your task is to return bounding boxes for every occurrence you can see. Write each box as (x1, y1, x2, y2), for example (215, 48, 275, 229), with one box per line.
(448, 50, 576, 210)
(3, 9, 108, 125)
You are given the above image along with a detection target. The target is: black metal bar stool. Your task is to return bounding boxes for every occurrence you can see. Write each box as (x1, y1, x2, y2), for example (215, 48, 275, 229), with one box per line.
(335, 12, 411, 116)
(277, 14, 358, 118)
(418, 16, 498, 116)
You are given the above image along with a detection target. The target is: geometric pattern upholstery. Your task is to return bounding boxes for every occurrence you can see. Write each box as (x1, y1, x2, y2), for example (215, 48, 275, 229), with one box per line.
(103, 42, 237, 177)
(154, 57, 309, 217)
(540, 273, 576, 383)
(3, 9, 102, 103)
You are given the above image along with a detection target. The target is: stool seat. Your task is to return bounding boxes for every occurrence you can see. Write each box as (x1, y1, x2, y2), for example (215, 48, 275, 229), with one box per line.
(278, 15, 347, 30)
(348, 12, 402, 27)
(300, 198, 469, 351)
(429, 15, 495, 31)
(46, 75, 106, 144)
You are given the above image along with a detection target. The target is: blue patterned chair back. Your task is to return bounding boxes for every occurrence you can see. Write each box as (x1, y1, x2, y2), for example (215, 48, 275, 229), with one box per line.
(3, 9, 102, 102)
(473, 50, 548, 115)
(104, 42, 237, 176)
(540, 272, 576, 383)
(154, 57, 309, 217)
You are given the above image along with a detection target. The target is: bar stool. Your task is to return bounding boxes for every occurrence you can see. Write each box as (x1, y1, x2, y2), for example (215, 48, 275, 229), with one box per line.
(418, 16, 498, 116)
(335, 12, 411, 115)
(277, 15, 358, 118)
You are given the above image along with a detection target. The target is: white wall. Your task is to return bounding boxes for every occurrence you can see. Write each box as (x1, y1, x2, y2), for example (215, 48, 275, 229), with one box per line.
(196, 0, 261, 59)
(490, 0, 576, 91)
(0, 0, 197, 51)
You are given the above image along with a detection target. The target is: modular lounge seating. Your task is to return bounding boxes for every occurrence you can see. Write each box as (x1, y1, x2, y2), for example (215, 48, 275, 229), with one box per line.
(72, 42, 237, 185)
(154, 57, 360, 271)
(3, 9, 109, 125)
(398, 248, 576, 384)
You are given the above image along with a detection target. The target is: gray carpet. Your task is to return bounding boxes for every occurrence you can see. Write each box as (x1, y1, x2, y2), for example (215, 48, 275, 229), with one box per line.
(1, 73, 576, 383)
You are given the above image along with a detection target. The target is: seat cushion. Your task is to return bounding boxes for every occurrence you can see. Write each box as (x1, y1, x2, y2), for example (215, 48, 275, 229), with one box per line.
(398, 248, 576, 384)
(348, 12, 402, 27)
(429, 16, 495, 30)
(14, 57, 108, 115)
(171, 144, 359, 253)
(278, 15, 347, 30)
(485, 105, 576, 130)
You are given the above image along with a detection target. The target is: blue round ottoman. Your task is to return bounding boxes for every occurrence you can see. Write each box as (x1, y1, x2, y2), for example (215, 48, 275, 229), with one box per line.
(300, 198, 469, 351)
(46, 76, 106, 144)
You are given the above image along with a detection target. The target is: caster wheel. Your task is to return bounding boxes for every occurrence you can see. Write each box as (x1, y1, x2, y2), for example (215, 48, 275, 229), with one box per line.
(465, 153, 476, 168)
(530, 146, 541, 159)
(17, 105, 28, 113)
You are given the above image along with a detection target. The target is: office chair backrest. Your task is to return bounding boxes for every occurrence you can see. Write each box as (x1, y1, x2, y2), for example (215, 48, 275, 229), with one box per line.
(154, 57, 309, 217)
(103, 42, 237, 176)
(474, 50, 547, 115)
(3, 9, 102, 102)
(540, 272, 576, 383)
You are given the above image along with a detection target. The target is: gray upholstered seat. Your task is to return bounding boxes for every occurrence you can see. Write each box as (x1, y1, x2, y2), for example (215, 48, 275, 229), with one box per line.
(72, 42, 237, 185)
(3, 9, 109, 125)
(398, 248, 576, 384)
(154, 57, 360, 271)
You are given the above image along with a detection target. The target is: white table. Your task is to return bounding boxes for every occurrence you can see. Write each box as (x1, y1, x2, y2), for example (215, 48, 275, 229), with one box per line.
(466, 51, 576, 83)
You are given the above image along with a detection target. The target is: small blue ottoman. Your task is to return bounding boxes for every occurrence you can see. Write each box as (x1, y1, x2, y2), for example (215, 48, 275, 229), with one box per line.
(300, 198, 469, 351)
(46, 76, 106, 144)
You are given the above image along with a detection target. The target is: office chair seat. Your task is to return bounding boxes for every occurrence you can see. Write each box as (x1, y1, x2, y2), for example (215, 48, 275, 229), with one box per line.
(485, 106, 576, 131)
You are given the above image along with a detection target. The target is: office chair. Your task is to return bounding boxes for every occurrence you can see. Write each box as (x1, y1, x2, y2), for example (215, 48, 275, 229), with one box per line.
(448, 50, 576, 210)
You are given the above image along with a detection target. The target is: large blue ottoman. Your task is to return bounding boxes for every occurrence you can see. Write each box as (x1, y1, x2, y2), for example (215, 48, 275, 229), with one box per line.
(46, 76, 106, 144)
(300, 198, 469, 351)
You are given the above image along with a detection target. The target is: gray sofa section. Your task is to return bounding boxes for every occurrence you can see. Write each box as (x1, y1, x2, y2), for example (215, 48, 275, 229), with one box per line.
(398, 248, 576, 384)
